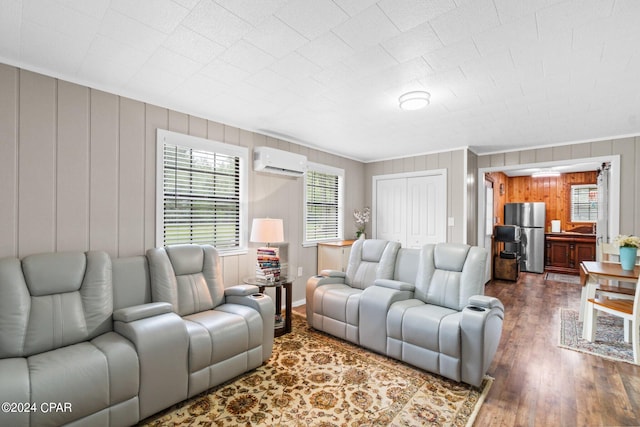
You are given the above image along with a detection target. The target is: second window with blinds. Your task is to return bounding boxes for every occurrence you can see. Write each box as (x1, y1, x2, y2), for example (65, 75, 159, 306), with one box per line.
(304, 162, 344, 245)
(156, 129, 248, 254)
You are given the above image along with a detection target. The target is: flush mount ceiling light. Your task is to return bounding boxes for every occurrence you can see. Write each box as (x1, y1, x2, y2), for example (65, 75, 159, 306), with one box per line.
(398, 91, 431, 110)
(532, 170, 561, 178)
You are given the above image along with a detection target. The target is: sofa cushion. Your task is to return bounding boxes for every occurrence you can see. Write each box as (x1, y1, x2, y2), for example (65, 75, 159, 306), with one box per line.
(166, 244, 205, 276)
(148, 245, 225, 316)
(0, 252, 112, 358)
(184, 306, 261, 371)
(415, 244, 486, 311)
(345, 239, 400, 290)
(29, 333, 138, 427)
(393, 248, 420, 283)
(23, 252, 87, 296)
(400, 305, 461, 357)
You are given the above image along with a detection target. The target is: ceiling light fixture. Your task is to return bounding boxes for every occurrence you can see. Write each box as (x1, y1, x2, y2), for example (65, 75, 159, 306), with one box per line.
(399, 91, 430, 110)
(532, 170, 560, 178)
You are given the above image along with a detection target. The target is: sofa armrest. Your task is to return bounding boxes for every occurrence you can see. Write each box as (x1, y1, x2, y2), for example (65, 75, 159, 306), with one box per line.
(306, 273, 349, 325)
(468, 295, 504, 311)
(113, 302, 173, 323)
(224, 292, 275, 362)
(0, 358, 30, 427)
(114, 310, 189, 418)
(359, 284, 414, 354)
(225, 284, 260, 297)
(374, 278, 415, 292)
(460, 295, 504, 387)
(320, 269, 346, 278)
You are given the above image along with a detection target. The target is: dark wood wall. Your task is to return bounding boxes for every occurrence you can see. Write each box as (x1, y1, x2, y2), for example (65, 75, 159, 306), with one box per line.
(487, 171, 598, 232)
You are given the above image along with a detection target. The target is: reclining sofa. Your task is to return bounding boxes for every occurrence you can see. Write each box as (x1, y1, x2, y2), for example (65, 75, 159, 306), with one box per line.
(307, 241, 504, 387)
(0, 244, 274, 426)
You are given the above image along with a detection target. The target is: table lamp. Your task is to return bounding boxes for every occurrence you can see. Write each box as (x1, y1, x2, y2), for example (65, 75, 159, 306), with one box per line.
(250, 218, 284, 281)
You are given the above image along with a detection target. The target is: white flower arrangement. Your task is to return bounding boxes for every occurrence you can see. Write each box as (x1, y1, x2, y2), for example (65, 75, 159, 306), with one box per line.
(353, 207, 371, 237)
(614, 234, 640, 248)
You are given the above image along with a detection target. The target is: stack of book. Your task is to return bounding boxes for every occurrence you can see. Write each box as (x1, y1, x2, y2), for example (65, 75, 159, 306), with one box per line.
(256, 247, 280, 281)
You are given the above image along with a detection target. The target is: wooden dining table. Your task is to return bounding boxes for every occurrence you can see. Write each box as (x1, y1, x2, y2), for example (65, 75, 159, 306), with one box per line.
(579, 261, 640, 340)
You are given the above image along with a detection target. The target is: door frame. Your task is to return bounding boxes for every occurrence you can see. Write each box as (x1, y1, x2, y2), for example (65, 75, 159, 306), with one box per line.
(372, 169, 448, 245)
(476, 155, 620, 257)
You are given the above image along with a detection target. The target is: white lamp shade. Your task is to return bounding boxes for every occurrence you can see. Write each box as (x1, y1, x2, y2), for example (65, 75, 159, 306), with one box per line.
(250, 218, 284, 243)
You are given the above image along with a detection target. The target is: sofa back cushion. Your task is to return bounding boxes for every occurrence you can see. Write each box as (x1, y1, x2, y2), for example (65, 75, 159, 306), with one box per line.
(414, 243, 487, 311)
(393, 248, 420, 283)
(147, 244, 224, 317)
(112, 255, 151, 310)
(0, 252, 112, 358)
(345, 239, 400, 290)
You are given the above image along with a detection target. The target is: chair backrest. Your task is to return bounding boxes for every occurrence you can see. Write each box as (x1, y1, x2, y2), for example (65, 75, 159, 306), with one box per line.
(344, 239, 400, 290)
(147, 244, 224, 316)
(414, 243, 488, 311)
(0, 251, 112, 358)
(599, 242, 640, 265)
(598, 242, 619, 262)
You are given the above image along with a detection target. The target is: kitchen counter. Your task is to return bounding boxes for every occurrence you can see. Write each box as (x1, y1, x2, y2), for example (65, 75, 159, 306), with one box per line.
(545, 232, 596, 237)
(544, 233, 596, 275)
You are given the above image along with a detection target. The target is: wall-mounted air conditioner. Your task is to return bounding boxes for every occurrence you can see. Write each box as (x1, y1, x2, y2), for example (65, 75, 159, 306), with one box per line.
(253, 146, 307, 177)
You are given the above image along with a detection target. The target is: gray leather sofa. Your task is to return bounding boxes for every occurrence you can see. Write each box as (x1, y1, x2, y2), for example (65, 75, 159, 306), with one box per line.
(306, 238, 401, 344)
(308, 242, 504, 387)
(0, 245, 274, 426)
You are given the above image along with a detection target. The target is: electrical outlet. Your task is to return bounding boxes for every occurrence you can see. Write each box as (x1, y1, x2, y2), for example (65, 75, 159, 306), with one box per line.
(297, 266, 303, 277)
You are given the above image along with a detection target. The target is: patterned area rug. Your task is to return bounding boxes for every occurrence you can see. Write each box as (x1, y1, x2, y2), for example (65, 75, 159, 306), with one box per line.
(558, 307, 634, 363)
(140, 314, 492, 426)
(544, 273, 581, 285)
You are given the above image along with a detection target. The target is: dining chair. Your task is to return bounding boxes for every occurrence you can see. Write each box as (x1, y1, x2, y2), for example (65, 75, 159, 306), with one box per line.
(595, 242, 637, 299)
(585, 275, 640, 364)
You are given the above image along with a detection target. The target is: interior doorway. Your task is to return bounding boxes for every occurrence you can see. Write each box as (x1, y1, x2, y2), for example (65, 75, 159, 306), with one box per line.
(483, 176, 495, 282)
(476, 155, 620, 266)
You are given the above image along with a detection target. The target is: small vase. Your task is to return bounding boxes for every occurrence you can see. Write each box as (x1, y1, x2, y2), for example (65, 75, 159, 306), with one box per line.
(619, 246, 638, 271)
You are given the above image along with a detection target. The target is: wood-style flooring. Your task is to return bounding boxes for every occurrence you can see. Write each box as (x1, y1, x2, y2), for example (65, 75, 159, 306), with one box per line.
(294, 273, 640, 426)
(477, 273, 640, 426)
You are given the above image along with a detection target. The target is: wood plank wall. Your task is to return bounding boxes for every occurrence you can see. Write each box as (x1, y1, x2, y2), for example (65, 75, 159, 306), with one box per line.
(488, 171, 598, 231)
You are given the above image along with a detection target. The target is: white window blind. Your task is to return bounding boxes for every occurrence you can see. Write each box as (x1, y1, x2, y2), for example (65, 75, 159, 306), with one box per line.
(157, 130, 247, 252)
(304, 163, 344, 243)
(571, 184, 598, 222)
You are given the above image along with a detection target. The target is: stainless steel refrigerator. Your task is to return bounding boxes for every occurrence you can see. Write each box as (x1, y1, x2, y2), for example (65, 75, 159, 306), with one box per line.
(504, 202, 546, 273)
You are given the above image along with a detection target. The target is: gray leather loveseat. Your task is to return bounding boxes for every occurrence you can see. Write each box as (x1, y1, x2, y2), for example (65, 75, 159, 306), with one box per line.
(0, 244, 274, 426)
(307, 241, 504, 387)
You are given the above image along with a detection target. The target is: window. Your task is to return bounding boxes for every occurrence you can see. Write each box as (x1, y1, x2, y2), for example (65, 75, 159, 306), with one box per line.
(156, 129, 248, 253)
(571, 184, 598, 222)
(304, 162, 344, 244)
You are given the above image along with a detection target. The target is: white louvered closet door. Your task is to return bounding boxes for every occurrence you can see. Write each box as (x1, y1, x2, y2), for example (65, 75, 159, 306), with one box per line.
(374, 172, 446, 248)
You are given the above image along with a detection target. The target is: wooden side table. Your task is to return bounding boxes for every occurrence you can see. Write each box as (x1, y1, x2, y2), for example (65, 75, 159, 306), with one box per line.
(243, 277, 292, 337)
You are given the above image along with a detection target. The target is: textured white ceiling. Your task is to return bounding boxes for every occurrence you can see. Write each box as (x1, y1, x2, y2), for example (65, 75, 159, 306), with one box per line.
(1, 0, 639, 162)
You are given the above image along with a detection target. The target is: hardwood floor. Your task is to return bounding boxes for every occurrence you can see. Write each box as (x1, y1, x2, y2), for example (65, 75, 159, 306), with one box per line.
(295, 273, 640, 426)
(477, 273, 640, 426)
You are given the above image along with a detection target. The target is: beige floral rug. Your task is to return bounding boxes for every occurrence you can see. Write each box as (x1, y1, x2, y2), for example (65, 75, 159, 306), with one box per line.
(140, 314, 492, 426)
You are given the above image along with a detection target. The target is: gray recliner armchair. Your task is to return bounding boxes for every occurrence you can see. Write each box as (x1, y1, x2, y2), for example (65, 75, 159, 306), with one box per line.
(360, 243, 504, 387)
(306, 238, 401, 344)
(146, 244, 275, 398)
(0, 252, 140, 426)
